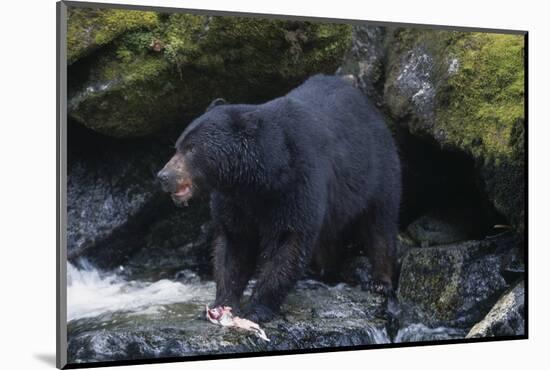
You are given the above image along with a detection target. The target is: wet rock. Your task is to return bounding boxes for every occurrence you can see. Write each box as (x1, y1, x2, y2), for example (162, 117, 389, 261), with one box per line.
(67, 280, 389, 364)
(397, 235, 519, 328)
(406, 206, 487, 247)
(396, 233, 417, 263)
(68, 161, 209, 273)
(336, 255, 374, 288)
(67, 143, 165, 265)
(68, 10, 352, 137)
(122, 213, 212, 281)
(67, 124, 210, 271)
(466, 280, 525, 338)
(502, 244, 525, 279)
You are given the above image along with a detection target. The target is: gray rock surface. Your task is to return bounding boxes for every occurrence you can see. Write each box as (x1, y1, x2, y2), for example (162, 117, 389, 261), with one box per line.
(67, 280, 389, 364)
(397, 235, 518, 328)
(337, 26, 387, 106)
(67, 150, 164, 263)
(466, 280, 525, 338)
(406, 207, 485, 247)
(384, 45, 438, 128)
(67, 135, 210, 272)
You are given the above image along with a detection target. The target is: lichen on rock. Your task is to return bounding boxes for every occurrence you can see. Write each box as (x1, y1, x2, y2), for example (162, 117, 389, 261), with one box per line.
(466, 280, 525, 338)
(397, 235, 519, 328)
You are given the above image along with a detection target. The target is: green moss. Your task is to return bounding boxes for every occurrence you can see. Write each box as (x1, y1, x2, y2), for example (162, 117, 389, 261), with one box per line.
(383, 29, 525, 229)
(68, 11, 352, 137)
(93, 10, 159, 44)
(183, 16, 352, 81)
(67, 8, 159, 64)
(385, 30, 524, 160)
(162, 14, 206, 69)
(437, 33, 525, 160)
(437, 34, 525, 228)
(101, 53, 169, 84)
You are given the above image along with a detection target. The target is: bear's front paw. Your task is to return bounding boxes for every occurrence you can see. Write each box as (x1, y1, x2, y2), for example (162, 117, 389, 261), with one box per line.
(243, 304, 275, 323)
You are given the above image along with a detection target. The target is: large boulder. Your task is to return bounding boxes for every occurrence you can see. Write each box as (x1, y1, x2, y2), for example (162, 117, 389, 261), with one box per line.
(466, 280, 525, 338)
(68, 8, 352, 137)
(397, 234, 520, 328)
(67, 280, 389, 364)
(337, 26, 386, 106)
(121, 212, 213, 281)
(67, 137, 165, 263)
(339, 26, 525, 231)
(66, 125, 210, 272)
(67, 8, 160, 65)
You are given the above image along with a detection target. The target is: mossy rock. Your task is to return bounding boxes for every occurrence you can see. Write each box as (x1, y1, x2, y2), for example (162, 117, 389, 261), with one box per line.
(67, 9, 352, 138)
(67, 8, 159, 65)
(341, 27, 525, 230)
(397, 236, 512, 328)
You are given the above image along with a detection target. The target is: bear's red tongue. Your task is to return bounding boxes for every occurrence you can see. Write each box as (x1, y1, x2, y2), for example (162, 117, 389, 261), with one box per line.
(174, 183, 191, 197)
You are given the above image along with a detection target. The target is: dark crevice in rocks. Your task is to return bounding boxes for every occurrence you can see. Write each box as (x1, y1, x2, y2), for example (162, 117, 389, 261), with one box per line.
(67, 117, 176, 158)
(396, 127, 507, 234)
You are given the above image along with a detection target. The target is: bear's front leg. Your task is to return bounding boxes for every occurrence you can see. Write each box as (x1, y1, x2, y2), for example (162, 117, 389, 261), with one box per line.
(212, 230, 257, 312)
(244, 233, 311, 323)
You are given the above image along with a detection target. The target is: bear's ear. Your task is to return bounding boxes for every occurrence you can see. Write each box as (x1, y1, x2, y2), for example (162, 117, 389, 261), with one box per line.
(205, 98, 227, 112)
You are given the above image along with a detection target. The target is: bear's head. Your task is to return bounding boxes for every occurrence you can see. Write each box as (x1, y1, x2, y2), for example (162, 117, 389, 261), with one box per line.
(157, 99, 265, 206)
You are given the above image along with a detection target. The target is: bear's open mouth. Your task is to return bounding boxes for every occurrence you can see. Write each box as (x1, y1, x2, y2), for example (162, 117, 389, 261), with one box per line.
(172, 182, 192, 202)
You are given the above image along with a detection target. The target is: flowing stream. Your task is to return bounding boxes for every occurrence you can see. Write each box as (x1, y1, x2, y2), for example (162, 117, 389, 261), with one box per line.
(66, 262, 466, 363)
(67, 262, 215, 321)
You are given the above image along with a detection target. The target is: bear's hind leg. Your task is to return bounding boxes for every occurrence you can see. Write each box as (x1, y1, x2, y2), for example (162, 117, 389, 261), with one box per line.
(359, 203, 398, 294)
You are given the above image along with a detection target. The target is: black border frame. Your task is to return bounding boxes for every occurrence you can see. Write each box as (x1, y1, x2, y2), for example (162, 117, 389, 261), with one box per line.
(56, 1, 529, 369)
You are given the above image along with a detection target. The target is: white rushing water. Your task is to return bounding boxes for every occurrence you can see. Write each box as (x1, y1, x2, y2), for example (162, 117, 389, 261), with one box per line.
(394, 323, 466, 342)
(66, 263, 465, 345)
(67, 262, 214, 322)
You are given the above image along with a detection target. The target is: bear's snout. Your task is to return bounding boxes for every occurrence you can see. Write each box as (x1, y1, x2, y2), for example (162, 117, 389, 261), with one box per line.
(158, 153, 195, 205)
(157, 168, 175, 193)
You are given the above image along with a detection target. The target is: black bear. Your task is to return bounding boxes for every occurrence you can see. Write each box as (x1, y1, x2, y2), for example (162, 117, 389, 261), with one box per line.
(158, 74, 401, 323)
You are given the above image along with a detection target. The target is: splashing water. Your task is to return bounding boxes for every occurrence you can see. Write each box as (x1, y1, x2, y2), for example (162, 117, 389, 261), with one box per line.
(66, 262, 465, 347)
(66, 262, 214, 322)
(394, 323, 467, 343)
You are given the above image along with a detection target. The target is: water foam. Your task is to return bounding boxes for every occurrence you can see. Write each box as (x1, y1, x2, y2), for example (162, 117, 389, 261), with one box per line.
(394, 323, 466, 342)
(67, 262, 214, 322)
